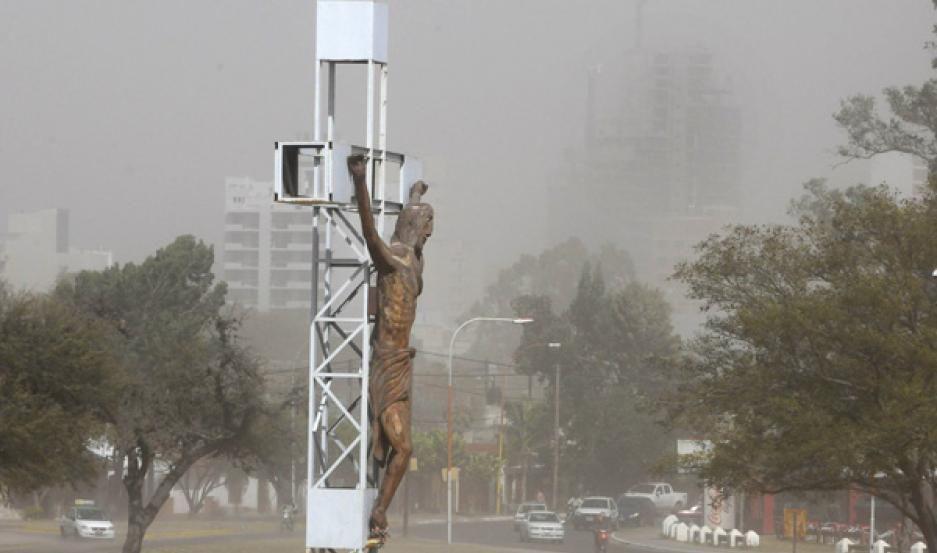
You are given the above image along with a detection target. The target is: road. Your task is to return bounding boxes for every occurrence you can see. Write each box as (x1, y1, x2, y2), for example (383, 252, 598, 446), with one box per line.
(410, 519, 628, 552)
(2, 518, 654, 553)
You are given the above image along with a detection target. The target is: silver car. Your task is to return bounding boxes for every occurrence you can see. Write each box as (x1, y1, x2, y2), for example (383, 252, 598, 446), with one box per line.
(520, 510, 565, 543)
(513, 502, 547, 531)
(59, 504, 116, 540)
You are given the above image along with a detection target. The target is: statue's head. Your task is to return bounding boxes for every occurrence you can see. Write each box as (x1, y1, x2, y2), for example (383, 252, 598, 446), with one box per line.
(392, 180, 433, 253)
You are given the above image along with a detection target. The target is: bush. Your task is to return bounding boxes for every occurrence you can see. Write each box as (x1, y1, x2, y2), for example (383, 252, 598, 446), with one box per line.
(21, 505, 45, 520)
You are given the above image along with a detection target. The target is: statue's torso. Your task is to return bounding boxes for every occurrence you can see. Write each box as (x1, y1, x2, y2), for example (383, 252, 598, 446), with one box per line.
(374, 246, 422, 349)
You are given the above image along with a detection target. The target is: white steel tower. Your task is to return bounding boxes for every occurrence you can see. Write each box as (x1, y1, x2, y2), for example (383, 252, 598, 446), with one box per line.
(272, 1, 422, 551)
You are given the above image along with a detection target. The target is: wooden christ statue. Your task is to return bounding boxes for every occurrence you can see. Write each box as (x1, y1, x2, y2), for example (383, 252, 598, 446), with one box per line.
(347, 155, 433, 538)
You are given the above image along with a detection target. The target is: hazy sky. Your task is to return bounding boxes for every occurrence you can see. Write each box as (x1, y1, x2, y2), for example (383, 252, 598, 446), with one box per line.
(1, 1, 934, 311)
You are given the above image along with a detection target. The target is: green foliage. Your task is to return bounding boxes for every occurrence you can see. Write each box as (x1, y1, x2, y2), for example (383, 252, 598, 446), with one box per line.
(58, 236, 263, 461)
(0, 282, 117, 496)
(464, 452, 500, 483)
(55, 235, 265, 553)
(503, 400, 549, 467)
(412, 430, 465, 473)
(468, 238, 635, 321)
(502, 399, 549, 501)
(461, 240, 635, 370)
(512, 263, 679, 494)
(835, 2, 937, 174)
(668, 180, 937, 547)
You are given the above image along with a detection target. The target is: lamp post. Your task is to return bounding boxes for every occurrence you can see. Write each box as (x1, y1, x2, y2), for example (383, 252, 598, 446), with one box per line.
(447, 317, 533, 545)
(547, 342, 562, 512)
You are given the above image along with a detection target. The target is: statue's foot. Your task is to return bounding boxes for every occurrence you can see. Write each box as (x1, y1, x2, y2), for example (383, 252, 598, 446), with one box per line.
(369, 507, 388, 537)
(365, 535, 387, 550)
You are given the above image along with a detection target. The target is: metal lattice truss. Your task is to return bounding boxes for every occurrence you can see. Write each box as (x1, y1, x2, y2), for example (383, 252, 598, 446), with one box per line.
(309, 207, 371, 491)
(304, 206, 381, 552)
(272, 2, 420, 551)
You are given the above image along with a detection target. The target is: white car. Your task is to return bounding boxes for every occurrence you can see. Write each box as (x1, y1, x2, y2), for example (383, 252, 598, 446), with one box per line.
(624, 482, 687, 512)
(573, 496, 619, 530)
(520, 510, 565, 543)
(59, 504, 116, 540)
(513, 502, 547, 531)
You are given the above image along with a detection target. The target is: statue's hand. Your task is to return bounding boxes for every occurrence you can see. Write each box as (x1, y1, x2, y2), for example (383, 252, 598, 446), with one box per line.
(409, 180, 429, 202)
(347, 155, 367, 180)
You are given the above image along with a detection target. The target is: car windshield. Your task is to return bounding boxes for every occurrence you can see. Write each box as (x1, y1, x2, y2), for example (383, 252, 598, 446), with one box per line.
(76, 508, 107, 521)
(629, 484, 657, 494)
(582, 499, 608, 509)
(529, 512, 559, 522)
(521, 503, 546, 512)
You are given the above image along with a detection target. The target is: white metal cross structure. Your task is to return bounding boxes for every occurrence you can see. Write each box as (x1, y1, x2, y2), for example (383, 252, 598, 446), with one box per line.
(272, 1, 422, 551)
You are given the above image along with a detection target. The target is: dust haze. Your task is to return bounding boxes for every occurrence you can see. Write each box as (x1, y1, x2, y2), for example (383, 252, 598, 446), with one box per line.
(1, 0, 933, 333)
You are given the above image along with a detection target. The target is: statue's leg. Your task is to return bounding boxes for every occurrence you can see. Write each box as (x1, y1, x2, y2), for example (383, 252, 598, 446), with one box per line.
(369, 401, 412, 533)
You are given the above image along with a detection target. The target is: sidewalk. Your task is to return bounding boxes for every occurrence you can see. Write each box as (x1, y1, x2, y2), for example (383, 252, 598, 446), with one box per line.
(613, 525, 837, 553)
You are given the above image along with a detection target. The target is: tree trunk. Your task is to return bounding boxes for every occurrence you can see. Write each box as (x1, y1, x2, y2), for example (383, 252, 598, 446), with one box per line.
(121, 445, 203, 553)
(521, 454, 529, 503)
(907, 481, 937, 553)
(180, 472, 197, 516)
(123, 472, 148, 553)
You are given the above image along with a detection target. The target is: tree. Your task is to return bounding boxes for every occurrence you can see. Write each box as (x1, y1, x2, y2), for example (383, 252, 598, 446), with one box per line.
(224, 466, 249, 515)
(461, 239, 635, 368)
(0, 283, 117, 498)
(503, 400, 549, 502)
(463, 452, 500, 512)
(56, 236, 265, 553)
(411, 430, 465, 511)
(668, 180, 937, 551)
(514, 264, 679, 494)
(176, 459, 226, 517)
(468, 239, 634, 321)
(834, 1, 937, 173)
(243, 399, 307, 510)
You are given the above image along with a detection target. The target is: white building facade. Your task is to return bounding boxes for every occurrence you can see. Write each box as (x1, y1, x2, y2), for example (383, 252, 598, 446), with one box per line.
(223, 177, 314, 312)
(1, 208, 112, 291)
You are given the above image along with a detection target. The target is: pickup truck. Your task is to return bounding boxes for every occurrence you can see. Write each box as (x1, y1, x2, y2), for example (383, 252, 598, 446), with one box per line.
(623, 482, 687, 512)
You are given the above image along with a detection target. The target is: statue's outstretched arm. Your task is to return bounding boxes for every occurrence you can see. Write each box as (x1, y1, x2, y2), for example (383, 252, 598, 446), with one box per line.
(348, 155, 394, 273)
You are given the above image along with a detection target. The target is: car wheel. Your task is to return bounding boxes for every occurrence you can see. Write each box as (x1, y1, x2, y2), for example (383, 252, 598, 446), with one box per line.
(674, 502, 684, 513)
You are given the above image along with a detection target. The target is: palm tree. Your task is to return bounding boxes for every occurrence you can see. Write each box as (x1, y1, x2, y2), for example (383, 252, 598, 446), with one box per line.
(503, 401, 547, 503)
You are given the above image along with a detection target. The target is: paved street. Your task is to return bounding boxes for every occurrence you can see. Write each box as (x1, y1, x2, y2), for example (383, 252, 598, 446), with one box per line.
(409, 518, 627, 553)
(0, 517, 685, 553)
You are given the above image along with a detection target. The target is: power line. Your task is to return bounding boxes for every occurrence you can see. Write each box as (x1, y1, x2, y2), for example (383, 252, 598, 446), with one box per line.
(415, 348, 521, 370)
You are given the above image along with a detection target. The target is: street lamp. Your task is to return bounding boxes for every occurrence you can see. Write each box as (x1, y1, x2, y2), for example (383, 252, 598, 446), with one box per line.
(447, 317, 533, 544)
(547, 342, 562, 513)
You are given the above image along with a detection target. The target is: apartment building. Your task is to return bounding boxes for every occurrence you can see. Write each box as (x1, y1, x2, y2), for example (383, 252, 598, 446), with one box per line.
(223, 177, 313, 312)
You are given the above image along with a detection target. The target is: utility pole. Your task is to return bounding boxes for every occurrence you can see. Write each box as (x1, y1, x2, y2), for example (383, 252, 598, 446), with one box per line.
(496, 391, 505, 515)
(549, 342, 561, 511)
(289, 370, 296, 507)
